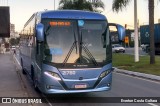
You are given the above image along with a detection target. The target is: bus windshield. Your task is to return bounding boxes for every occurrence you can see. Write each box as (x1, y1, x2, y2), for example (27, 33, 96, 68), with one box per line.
(42, 19, 111, 68)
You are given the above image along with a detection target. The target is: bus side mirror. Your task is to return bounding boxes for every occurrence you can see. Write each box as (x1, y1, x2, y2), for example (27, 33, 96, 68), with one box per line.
(108, 23, 126, 42)
(36, 23, 44, 42)
(116, 24, 126, 41)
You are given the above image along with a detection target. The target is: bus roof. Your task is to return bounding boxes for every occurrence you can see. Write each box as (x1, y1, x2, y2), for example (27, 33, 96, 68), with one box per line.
(39, 10, 107, 20)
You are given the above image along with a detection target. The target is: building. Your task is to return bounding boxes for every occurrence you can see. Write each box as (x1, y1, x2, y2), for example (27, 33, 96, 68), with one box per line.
(10, 24, 20, 38)
(10, 23, 15, 38)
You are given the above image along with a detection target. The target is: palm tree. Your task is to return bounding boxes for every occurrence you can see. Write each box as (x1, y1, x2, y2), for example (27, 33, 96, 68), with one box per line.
(112, 0, 156, 64)
(149, 0, 155, 64)
(58, 0, 104, 13)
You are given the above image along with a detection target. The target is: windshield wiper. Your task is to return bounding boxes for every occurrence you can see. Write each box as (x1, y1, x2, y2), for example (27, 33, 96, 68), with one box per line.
(80, 32, 98, 66)
(63, 32, 77, 66)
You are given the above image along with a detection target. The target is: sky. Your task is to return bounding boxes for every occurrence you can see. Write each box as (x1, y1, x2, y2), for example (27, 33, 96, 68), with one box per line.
(0, 0, 160, 32)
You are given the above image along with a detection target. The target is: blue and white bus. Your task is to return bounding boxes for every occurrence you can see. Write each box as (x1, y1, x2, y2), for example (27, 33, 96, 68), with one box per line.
(20, 10, 125, 94)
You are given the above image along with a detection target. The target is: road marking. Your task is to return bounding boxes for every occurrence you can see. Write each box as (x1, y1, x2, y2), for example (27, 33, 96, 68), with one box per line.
(41, 94, 53, 106)
(147, 103, 159, 106)
(114, 72, 160, 85)
(13, 55, 21, 66)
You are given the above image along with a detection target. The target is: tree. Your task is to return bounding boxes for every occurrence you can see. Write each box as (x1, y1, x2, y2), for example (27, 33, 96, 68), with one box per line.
(149, 0, 155, 64)
(112, 0, 156, 64)
(58, 0, 104, 12)
(9, 38, 20, 46)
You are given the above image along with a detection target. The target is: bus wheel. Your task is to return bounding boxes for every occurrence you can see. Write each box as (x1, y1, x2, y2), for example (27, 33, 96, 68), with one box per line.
(33, 77, 39, 91)
(21, 59, 26, 75)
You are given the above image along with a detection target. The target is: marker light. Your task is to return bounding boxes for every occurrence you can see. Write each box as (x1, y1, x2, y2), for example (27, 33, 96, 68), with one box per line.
(44, 71, 61, 81)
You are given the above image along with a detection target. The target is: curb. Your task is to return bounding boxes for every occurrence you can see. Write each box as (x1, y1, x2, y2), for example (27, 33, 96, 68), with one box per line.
(114, 68, 160, 82)
(12, 54, 34, 106)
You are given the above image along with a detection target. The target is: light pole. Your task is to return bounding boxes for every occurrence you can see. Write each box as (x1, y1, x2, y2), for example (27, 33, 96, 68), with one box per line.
(54, 0, 55, 10)
(134, 0, 139, 62)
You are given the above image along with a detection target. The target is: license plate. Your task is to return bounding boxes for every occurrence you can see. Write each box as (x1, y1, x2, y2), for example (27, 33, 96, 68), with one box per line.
(75, 84, 87, 89)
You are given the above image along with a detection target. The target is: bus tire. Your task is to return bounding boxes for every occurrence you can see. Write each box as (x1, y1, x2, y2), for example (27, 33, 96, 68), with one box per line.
(21, 59, 26, 75)
(31, 66, 39, 91)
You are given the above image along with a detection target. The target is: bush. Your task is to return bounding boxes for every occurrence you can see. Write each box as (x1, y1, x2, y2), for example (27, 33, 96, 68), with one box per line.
(9, 38, 20, 46)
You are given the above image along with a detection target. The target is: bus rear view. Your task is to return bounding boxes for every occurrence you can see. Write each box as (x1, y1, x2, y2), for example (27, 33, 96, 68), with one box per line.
(20, 10, 125, 94)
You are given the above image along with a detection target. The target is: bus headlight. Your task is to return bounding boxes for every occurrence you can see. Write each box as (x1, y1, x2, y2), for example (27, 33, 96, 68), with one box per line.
(44, 71, 61, 81)
(99, 70, 111, 79)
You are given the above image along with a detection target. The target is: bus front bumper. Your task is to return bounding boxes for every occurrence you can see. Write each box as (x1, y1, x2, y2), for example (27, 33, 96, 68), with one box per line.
(43, 86, 111, 94)
(40, 72, 112, 94)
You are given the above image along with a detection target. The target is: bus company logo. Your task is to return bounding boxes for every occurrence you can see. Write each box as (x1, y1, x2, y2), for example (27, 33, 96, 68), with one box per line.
(2, 98, 11, 103)
(145, 32, 149, 37)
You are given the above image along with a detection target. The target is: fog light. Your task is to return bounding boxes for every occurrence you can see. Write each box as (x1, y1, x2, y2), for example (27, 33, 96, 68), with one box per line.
(107, 83, 111, 87)
(46, 85, 62, 90)
(46, 85, 54, 89)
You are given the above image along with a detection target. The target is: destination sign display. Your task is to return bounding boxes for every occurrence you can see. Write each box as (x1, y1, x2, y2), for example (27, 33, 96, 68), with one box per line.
(50, 21, 71, 26)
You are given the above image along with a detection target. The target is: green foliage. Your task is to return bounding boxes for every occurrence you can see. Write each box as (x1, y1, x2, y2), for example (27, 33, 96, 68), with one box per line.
(112, 0, 158, 64)
(9, 38, 20, 46)
(113, 53, 160, 76)
(58, 0, 104, 13)
(112, 0, 131, 12)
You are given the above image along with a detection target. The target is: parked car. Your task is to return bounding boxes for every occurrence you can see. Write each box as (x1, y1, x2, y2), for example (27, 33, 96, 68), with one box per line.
(11, 46, 16, 50)
(112, 44, 125, 53)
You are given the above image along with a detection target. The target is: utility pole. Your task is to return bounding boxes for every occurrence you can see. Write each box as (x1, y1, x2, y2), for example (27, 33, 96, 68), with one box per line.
(134, 0, 139, 62)
(54, 0, 55, 10)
